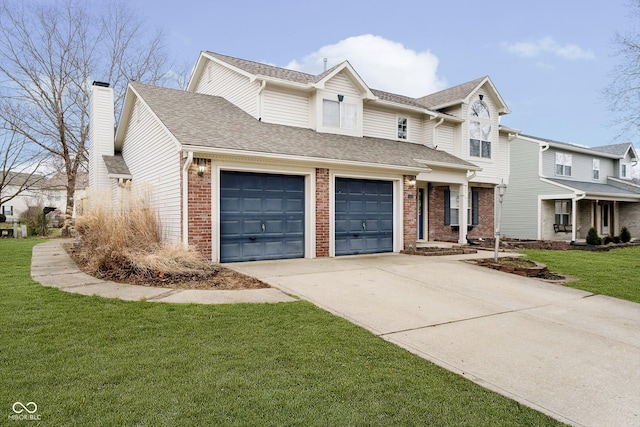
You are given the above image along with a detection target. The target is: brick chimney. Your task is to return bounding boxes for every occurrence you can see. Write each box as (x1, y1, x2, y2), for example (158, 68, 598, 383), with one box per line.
(88, 81, 114, 191)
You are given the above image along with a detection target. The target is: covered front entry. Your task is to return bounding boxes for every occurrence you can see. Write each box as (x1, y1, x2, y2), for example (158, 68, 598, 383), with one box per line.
(219, 171, 305, 262)
(334, 177, 393, 255)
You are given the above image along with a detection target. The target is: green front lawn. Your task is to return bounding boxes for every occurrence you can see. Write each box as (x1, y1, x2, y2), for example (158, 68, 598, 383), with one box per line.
(521, 247, 640, 303)
(0, 239, 562, 426)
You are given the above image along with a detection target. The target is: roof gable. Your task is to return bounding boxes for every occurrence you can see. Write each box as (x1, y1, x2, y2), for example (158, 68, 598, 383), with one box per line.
(417, 76, 510, 115)
(591, 143, 638, 161)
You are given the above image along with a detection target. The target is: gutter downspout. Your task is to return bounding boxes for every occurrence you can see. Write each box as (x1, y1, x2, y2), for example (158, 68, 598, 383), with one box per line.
(432, 117, 444, 148)
(182, 151, 194, 248)
(257, 79, 266, 121)
(539, 143, 549, 178)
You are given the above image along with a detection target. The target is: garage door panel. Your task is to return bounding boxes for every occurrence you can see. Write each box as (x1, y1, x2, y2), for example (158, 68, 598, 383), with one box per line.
(220, 171, 305, 262)
(335, 178, 393, 256)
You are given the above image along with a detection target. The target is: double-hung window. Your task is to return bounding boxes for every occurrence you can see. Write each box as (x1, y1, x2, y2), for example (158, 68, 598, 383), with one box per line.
(1, 205, 13, 216)
(555, 152, 572, 176)
(444, 188, 479, 226)
(592, 159, 600, 180)
(323, 99, 357, 130)
(555, 201, 571, 225)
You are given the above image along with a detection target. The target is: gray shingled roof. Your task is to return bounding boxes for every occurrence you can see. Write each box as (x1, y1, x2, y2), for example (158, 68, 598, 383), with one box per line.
(206, 52, 452, 112)
(103, 155, 132, 177)
(130, 82, 478, 171)
(416, 76, 487, 109)
(206, 51, 324, 84)
(590, 143, 635, 158)
(547, 178, 640, 196)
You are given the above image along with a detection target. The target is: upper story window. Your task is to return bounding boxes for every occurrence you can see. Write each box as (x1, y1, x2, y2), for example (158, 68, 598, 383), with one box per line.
(323, 99, 357, 130)
(1, 205, 13, 216)
(469, 100, 491, 159)
(397, 116, 408, 140)
(592, 159, 600, 180)
(555, 152, 572, 176)
(621, 163, 628, 178)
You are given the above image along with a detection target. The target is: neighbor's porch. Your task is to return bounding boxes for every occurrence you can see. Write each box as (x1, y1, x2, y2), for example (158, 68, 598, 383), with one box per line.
(541, 198, 640, 241)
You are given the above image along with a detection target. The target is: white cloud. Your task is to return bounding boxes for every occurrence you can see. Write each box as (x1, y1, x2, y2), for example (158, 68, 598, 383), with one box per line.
(285, 34, 447, 97)
(502, 37, 595, 60)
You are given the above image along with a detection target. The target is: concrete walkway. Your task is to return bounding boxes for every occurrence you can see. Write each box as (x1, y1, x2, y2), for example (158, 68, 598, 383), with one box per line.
(30, 240, 296, 304)
(227, 253, 640, 427)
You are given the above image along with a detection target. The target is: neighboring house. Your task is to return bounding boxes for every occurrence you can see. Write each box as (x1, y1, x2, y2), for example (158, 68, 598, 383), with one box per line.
(501, 136, 640, 241)
(0, 171, 87, 224)
(90, 51, 514, 262)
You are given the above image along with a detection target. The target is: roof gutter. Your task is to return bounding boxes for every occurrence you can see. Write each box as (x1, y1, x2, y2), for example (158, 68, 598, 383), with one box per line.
(181, 145, 429, 173)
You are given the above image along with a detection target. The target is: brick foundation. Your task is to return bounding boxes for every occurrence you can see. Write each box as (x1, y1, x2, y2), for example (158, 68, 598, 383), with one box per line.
(187, 158, 212, 258)
(315, 168, 330, 257)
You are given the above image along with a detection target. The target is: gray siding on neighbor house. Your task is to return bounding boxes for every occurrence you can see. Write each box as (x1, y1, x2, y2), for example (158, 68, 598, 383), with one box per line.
(542, 148, 616, 182)
(501, 138, 569, 239)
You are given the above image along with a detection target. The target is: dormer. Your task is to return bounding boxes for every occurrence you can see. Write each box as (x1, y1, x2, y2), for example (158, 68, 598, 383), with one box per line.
(591, 142, 639, 180)
(311, 61, 376, 137)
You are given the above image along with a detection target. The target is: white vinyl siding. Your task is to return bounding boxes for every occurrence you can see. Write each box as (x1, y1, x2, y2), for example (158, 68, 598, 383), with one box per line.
(324, 72, 361, 97)
(121, 100, 182, 244)
(362, 107, 423, 143)
(193, 59, 259, 118)
(435, 123, 455, 153)
(262, 88, 309, 128)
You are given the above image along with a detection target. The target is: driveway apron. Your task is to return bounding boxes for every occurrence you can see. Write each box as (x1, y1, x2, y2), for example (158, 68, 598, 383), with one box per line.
(227, 252, 640, 427)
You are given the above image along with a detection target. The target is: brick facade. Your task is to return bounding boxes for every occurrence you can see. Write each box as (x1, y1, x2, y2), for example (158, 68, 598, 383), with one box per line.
(428, 184, 494, 242)
(187, 158, 212, 258)
(403, 175, 417, 250)
(315, 168, 330, 257)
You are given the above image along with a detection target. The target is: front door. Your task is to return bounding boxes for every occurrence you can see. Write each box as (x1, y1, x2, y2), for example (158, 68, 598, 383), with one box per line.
(601, 202, 610, 236)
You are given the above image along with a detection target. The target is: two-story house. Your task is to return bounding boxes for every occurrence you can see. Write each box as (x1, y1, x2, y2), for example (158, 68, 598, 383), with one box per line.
(89, 51, 513, 262)
(501, 135, 640, 242)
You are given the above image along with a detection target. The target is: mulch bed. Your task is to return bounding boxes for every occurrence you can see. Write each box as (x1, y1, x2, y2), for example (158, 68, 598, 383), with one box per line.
(471, 257, 566, 281)
(65, 244, 269, 290)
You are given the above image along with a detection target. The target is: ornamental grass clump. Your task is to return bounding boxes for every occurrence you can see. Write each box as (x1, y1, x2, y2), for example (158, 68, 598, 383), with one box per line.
(74, 186, 205, 279)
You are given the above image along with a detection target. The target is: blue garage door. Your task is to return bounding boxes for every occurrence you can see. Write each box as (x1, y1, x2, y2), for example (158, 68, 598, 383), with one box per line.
(335, 178, 393, 256)
(220, 171, 305, 262)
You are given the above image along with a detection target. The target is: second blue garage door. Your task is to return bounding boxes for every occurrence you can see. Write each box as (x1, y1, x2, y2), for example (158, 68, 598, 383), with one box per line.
(335, 178, 394, 256)
(220, 171, 305, 262)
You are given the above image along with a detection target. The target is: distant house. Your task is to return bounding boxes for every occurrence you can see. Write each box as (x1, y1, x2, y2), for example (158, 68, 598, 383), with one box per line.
(501, 136, 640, 241)
(90, 51, 515, 262)
(0, 171, 86, 224)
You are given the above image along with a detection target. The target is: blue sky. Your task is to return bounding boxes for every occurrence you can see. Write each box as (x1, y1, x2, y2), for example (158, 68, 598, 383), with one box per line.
(140, 0, 636, 149)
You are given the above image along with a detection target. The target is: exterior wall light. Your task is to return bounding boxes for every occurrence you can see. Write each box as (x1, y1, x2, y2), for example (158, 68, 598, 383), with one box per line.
(197, 159, 206, 177)
(337, 94, 344, 102)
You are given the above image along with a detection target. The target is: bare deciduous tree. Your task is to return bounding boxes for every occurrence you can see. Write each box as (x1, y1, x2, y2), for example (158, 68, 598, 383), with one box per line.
(604, 0, 640, 141)
(0, 0, 172, 235)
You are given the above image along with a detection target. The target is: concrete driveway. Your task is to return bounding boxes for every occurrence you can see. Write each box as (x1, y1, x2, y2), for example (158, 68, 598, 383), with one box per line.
(228, 252, 640, 427)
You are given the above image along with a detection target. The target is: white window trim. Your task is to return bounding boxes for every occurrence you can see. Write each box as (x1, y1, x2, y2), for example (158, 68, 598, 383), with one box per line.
(317, 93, 362, 137)
(592, 159, 600, 180)
(555, 152, 572, 177)
(397, 115, 408, 140)
(469, 100, 492, 159)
